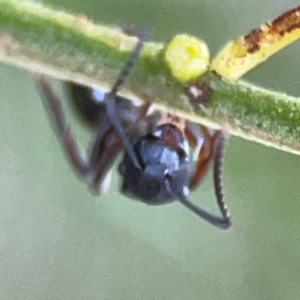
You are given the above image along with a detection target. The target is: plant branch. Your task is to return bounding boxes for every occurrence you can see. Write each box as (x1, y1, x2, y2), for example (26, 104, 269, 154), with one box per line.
(0, 0, 300, 155)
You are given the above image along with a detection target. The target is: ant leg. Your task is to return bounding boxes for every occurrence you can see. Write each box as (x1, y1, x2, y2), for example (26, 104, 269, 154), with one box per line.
(186, 122, 217, 188)
(89, 113, 112, 166)
(89, 114, 123, 192)
(92, 133, 123, 193)
(36, 77, 93, 179)
(91, 102, 151, 190)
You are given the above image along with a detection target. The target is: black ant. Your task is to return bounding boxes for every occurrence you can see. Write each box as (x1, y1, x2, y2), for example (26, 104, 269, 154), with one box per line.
(36, 33, 231, 229)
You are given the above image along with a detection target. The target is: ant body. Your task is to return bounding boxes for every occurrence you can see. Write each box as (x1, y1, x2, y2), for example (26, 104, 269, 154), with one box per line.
(37, 34, 231, 229)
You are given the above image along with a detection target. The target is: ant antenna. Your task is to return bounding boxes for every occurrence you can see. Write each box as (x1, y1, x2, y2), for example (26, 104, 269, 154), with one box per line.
(105, 29, 152, 170)
(165, 130, 231, 229)
(176, 192, 231, 229)
(213, 131, 232, 226)
(110, 40, 144, 96)
(164, 179, 230, 229)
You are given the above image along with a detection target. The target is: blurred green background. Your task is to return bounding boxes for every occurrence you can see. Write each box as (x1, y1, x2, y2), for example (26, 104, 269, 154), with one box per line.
(1, 0, 300, 299)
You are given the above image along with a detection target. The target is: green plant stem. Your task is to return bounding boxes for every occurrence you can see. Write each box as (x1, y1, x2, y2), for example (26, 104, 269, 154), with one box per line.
(0, 0, 300, 155)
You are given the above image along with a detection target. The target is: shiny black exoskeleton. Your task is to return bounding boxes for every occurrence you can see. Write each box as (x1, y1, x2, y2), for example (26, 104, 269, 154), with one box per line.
(120, 123, 191, 204)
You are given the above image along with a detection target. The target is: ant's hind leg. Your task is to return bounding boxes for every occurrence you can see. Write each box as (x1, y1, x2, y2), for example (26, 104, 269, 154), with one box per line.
(36, 77, 93, 179)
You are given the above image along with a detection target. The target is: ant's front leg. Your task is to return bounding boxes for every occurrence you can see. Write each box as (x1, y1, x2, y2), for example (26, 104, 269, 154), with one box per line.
(185, 122, 217, 188)
(90, 101, 151, 191)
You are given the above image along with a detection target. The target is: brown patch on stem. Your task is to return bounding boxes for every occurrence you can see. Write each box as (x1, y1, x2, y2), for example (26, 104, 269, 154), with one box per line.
(243, 5, 300, 53)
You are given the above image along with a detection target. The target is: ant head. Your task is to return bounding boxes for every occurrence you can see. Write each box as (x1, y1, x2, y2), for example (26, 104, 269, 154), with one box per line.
(119, 123, 192, 204)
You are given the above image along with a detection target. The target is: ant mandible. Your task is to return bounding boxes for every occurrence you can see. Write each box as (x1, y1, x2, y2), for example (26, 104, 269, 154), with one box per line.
(37, 31, 232, 229)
